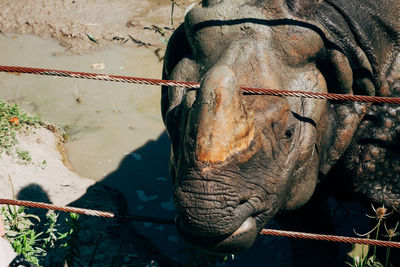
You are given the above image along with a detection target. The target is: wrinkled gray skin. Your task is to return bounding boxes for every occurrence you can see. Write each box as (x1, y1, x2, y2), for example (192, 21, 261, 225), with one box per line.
(161, 0, 400, 254)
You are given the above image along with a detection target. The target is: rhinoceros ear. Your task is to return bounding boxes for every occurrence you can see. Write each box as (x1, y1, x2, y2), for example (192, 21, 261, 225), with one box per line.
(286, 0, 322, 18)
(161, 24, 192, 122)
(163, 25, 192, 80)
(318, 49, 373, 175)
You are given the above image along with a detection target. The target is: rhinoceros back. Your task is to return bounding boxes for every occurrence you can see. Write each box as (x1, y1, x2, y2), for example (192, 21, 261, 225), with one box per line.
(296, 0, 400, 88)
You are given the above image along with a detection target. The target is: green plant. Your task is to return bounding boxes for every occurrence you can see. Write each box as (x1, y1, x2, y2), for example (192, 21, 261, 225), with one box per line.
(61, 124, 71, 141)
(347, 205, 398, 267)
(60, 213, 84, 266)
(383, 221, 399, 267)
(0, 98, 41, 162)
(1, 205, 43, 266)
(39, 160, 47, 169)
(16, 148, 32, 164)
(42, 211, 62, 250)
(1, 204, 86, 267)
(347, 243, 384, 267)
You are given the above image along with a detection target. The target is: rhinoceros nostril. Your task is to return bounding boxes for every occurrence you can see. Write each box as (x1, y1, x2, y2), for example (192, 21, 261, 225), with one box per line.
(284, 126, 295, 139)
(239, 199, 247, 205)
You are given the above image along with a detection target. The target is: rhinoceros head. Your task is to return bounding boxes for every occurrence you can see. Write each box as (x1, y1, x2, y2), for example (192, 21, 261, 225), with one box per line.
(161, 0, 377, 253)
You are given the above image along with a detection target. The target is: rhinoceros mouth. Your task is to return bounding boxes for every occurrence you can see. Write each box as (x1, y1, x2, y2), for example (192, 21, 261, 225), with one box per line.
(174, 183, 279, 253)
(176, 216, 259, 254)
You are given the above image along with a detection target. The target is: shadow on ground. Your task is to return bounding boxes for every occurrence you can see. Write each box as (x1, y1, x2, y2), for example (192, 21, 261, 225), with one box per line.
(14, 132, 179, 266)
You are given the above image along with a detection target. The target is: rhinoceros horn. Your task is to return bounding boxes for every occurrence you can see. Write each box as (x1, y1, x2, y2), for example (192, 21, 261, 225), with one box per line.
(185, 66, 255, 164)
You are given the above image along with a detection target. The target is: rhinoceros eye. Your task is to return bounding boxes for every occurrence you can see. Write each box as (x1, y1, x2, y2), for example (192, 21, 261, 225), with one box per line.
(284, 126, 295, 139)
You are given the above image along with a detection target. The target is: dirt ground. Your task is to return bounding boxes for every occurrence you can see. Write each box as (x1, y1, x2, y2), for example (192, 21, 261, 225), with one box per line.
(0, 0, 195, 54)
(0, 0, 196, 266)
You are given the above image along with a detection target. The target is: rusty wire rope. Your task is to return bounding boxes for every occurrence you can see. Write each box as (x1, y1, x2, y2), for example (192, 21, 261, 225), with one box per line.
(1, 65, 400, 104)
(0, 199, 175, 225)
(260, 229, 400, 248)
(1, 198, 400, 248)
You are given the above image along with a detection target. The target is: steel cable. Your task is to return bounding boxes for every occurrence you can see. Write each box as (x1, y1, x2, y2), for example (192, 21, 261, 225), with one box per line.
(260, 229, 400, 248)
(1, 65, 400, 104)
(0, 198, 175, 225)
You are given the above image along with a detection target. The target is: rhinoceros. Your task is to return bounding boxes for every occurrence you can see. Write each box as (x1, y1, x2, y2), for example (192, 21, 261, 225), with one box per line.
(161, 0, 400, 254)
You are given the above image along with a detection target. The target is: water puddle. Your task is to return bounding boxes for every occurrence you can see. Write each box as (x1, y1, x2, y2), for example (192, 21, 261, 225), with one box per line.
(0, 33, 164, 179)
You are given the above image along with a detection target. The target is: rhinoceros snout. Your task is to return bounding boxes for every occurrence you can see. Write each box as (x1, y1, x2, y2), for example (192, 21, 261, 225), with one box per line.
(173, 175, 272, 253)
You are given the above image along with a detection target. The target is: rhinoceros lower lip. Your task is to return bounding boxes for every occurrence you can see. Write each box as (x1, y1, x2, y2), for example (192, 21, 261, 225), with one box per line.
(176, 217, 258, 254)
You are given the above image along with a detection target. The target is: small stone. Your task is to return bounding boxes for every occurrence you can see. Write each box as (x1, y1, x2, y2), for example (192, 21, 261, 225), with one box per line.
(131, 152, 142, 160)
(155, 225, 164, 231)
(90, 62, 105, 69)
(168, 235, 179, 243)
(136, 190, 158, 201)
(161, 201, 175, 211)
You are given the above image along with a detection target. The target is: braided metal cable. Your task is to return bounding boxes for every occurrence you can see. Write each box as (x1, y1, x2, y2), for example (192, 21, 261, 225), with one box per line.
(1, 65, 400, 104)
(1, 198, 400, 247)
(0, 199, 175, 225)
(260, 229, 400, 248)
(0, 65, 199, 89)
(0, 198, 115, 217)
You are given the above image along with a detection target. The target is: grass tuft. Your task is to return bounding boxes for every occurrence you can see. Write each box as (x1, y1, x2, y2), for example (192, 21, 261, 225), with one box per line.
(0, 98, 41, 163)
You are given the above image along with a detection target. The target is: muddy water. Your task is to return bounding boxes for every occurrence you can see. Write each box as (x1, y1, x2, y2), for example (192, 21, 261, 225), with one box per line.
(0, 33, 164, 179)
